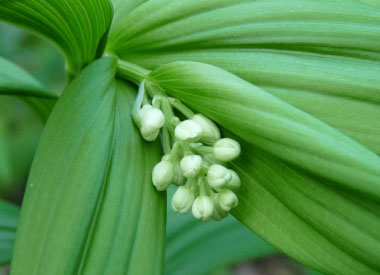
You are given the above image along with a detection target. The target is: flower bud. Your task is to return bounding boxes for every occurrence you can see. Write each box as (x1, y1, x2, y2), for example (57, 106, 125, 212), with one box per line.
(140, 127, 160, 141)
(192, 114, 220, 144)
(211, 194, 228, 221)
(225, 169, 241, 191)
(207, 164, 232, 188)
(192, 195, 214, 221)
(171, 186, 195, 214)
(173, 162, 186, 186)
(152, 160, 174, 191)
(180, 155, 202, 178)
(140, 104, 165, 141)
(213, 138, 241, 162)
(174, 120, 203, 142)
(218, 189, 238, 211)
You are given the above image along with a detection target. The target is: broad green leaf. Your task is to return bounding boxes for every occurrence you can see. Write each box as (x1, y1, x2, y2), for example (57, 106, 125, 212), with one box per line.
(165, 187, 276, 275)
(109, 0, 380, 154)
(146, 61, 380, 201)
(111, 0, 146, 29)
(0, 56, 57, 121)
(109, 0, 380, 61)
(0, 0, 113, 73)
(11, 57, 166, 275)
(125, 51, 380, 154)
(0, 200, 19, 266)
(230, 140, 380, 275)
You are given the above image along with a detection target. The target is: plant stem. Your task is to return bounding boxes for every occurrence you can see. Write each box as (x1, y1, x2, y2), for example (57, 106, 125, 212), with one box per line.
(116, 59, 151, 85)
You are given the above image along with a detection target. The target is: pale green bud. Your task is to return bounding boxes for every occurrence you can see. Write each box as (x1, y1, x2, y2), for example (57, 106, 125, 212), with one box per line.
(180, 155, 202, 178)
(225, 169, 241, 191)
(213, 138, 241, 162)
(192, 195, 214, 221)
(140, 104, 165, 141)
(207, 164, 232, 188)
(140, 127, 160, 141)
(175, 119, 203, 142)
(173, 162, 186, 186)
(211, 194, 228, 221)
(218, 189, 238, 211)
(192, 114, 220, 144)
(152, 160, 174, 191)
(171, 186, 195, 214)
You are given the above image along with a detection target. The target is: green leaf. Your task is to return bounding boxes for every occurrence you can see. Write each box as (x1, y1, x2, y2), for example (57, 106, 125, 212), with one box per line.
(0, 56, 57, 121)
(146, 61, 380, 201)
(165, 187, 276, 275)
(109, 0, 380, 154)
(0, 200, 19, 266)
(0, 56, 56, 98)
(109, 0, 380, 61)
(11, 57, 166, 275)
(111, 0, 146, 30)
(0, 0, 113, 73)
(231, 140, 380, 275)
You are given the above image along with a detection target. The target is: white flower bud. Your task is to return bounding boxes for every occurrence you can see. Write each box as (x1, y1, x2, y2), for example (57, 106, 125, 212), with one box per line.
(207, 164, 232, 188)
(140, 104, 165, 141)
(171, 186, 195, 214)
(213, 138, 241, 162)
(192, 195, 214, 221)
(174, 120, 203, 142)
(225, 169, 241, 191)
(140, 127, 160, 141)
(152, 160, 174, 191)
(192, 114, 220, 144)
(180, 155, 202, 178)
(218, 189, 238, 211)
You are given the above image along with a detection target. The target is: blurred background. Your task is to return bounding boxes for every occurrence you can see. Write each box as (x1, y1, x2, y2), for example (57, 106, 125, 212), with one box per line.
(0, 22, 317, 275)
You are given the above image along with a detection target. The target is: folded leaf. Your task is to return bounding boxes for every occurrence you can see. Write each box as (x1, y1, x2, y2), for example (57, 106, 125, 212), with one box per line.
(0, 0, 113, 73)
(231, 140, 380, 275)
(146, 61, 380, 201)
(0, 56, 57, 121)
(165, 187, 276, 275)
(109, 0, 380, 154)
(0, 200, 19, 266)
(11, 57, 166, 275)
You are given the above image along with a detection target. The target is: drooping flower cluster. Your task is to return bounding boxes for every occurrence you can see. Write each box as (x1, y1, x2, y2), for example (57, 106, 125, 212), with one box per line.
(132, 81, 241, 221)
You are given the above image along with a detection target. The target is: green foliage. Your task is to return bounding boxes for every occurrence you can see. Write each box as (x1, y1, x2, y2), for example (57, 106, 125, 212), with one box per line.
(0, 98, 42, 197)
(0, 0, 379, 274)
(0, 57, 57, 121)
(165, 187, 276, 275)
(0, 0, 113, 73)
(10, 58, 166, 275)
(0, 200, 19, 265)
(147, 62, 380, 200)
(108, 0, 380, 155)
(146, 61, 380, 274)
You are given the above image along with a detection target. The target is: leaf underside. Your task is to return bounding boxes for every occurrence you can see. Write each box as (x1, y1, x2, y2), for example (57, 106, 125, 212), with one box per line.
(0, 0, 113, 73)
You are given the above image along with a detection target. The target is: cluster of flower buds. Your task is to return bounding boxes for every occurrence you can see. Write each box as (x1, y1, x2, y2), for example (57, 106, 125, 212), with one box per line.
(132, 82, 242, 221)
